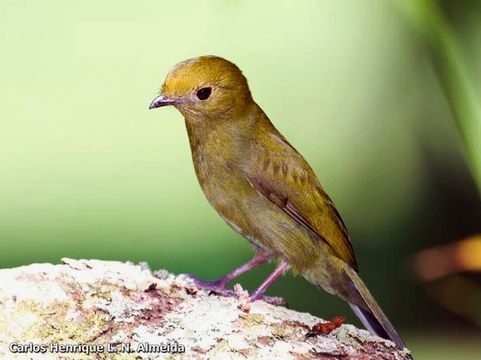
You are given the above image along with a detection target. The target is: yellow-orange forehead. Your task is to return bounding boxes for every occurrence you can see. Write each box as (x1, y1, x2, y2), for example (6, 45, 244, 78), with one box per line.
(161, 56, 247, 96)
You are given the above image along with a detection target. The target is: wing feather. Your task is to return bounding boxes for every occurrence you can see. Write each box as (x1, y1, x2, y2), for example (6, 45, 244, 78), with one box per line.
(248, 133, 358, 271)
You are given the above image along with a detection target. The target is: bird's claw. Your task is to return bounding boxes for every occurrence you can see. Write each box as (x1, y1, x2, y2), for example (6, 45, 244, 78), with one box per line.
(183, 274, 287, 306)
(183, 274, 232, 295)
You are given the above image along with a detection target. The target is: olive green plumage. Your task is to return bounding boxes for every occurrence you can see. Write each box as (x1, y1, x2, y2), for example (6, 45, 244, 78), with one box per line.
(150, 55, 408, 352)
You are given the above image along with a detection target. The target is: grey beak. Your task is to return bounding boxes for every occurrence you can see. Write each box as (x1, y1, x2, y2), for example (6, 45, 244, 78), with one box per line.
(149, 94, 177, 109)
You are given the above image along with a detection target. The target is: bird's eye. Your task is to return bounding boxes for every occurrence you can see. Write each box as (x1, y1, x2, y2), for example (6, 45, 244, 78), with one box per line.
(196, 87, 212, 100)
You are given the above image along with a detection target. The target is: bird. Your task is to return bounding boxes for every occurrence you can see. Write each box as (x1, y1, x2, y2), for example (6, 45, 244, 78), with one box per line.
(149, 55, 410, 353)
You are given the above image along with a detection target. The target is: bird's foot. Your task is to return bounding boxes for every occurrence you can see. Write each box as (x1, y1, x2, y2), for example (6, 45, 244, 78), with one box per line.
(184, 274, 236, 297)
(183, 274, 287, 306)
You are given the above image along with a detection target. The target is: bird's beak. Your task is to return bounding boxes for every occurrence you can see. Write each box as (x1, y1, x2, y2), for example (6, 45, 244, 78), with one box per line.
(148, 94, 177, 109)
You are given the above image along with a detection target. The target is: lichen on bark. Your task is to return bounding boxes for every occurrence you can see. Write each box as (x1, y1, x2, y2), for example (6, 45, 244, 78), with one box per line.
(0, 259, 411, 359)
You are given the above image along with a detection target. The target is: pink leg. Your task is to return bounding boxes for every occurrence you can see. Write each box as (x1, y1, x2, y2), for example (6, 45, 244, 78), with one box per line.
(188, 249, 272, 290)
(213, 249, 272, 287)
(250, 259, 290, 301)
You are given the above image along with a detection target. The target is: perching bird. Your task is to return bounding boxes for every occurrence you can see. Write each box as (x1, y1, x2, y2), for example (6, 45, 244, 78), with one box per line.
(149, 56, 409, 353)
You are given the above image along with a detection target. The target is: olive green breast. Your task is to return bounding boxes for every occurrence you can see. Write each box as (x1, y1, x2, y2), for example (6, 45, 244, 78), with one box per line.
(184, 117, 330, 273)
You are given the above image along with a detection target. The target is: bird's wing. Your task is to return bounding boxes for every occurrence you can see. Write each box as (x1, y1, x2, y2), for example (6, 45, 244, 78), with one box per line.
(247, 132, 358, 270)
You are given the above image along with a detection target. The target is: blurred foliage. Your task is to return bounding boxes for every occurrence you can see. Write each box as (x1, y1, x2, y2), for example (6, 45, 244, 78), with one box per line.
(412, 235, 481, 327)
(0, 1, 480, 358)
(398, 0, 481, 193)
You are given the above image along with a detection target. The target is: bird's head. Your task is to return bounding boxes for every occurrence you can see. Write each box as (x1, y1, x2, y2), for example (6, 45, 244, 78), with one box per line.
(149, 56, 253, 119)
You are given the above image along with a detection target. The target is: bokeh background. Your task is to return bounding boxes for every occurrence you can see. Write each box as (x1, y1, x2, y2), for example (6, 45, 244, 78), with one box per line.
(1, 0, 480, 358)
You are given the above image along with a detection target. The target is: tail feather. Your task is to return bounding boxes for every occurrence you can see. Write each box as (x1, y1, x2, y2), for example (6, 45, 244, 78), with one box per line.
(344, 267, 407, 351)
(349, 303, 405, 348)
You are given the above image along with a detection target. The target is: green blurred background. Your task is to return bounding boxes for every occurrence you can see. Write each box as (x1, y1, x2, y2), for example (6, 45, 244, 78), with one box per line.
(1, 0, 480, 358)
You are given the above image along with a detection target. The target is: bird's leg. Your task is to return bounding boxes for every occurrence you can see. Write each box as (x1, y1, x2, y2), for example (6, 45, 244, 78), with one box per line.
(250, 259, 290, 306)
(187, 250, 272, 295)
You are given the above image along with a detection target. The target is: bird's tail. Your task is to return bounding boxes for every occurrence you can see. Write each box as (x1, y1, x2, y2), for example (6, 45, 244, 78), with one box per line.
(343, 266, 409, 354)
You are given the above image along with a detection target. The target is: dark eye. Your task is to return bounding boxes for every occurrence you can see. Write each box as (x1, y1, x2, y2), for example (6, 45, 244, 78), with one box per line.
(196, 87, 212, 100)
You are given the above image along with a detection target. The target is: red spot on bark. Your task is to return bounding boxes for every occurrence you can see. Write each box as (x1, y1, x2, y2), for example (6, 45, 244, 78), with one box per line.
(306, 316, 345, 337)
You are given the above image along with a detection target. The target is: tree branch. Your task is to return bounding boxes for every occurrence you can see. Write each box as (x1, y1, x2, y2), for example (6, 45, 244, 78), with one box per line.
(0, 258, 411, 359)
